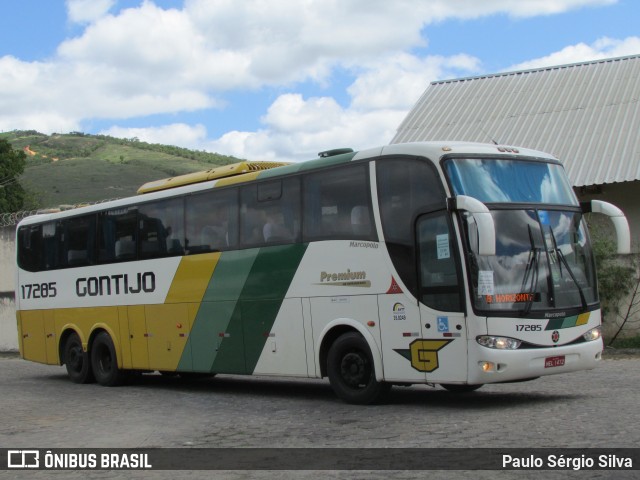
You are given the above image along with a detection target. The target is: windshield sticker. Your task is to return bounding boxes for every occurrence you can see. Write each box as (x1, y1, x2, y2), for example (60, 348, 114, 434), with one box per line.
(437, 316, 449, 332)
(478, 270, 495, 296)
(484, 292, 538, 304)
(436, 234, 450, 259)
(392, 303, 407, 321)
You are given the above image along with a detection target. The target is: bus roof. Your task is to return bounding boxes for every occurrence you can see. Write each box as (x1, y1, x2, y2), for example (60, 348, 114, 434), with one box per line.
(137, 161, 291, 194)
(141, 142, 558, 194)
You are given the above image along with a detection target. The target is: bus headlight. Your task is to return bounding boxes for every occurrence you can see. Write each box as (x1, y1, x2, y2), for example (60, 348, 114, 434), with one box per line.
(583, 326, 602, 342)
(477, 335, 521, 350)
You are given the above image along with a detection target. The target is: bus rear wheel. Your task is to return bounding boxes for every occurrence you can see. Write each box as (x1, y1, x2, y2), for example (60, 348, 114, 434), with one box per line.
(63, 332, 94, 384)
(327, 332, 391, 404)
(91, 332, 128, 386)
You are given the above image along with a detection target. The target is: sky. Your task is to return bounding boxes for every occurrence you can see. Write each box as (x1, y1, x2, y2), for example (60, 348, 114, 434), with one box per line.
(1, 0, 639, 162)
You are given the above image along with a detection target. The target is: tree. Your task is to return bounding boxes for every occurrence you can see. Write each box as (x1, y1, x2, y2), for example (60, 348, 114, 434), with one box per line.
(0, 138, 27, 212)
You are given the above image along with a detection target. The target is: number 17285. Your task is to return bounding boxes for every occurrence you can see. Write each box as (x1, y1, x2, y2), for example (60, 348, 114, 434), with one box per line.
(20, 282, 57, 299)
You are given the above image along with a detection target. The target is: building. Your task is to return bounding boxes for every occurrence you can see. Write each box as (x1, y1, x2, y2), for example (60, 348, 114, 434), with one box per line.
(391, 55, 640, 250)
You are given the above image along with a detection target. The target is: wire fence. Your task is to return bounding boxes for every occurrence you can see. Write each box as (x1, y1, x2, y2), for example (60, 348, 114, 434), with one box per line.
(0, 198, 122, 227)
(0, 210, 38, 228)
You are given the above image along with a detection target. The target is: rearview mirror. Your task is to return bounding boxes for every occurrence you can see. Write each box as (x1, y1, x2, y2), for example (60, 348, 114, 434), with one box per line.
(448, 195, 496, 256)
(581, 200, 631, 254)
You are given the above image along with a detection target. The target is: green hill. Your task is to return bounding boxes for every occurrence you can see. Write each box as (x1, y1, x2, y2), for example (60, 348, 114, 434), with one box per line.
(0, 130, 242, 208)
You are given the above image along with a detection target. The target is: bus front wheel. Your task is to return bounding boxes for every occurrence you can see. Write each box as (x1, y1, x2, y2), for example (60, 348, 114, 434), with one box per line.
(63, 332, 94, 384)
(91, 332, 127, 386)
(327, 332, 391, 404)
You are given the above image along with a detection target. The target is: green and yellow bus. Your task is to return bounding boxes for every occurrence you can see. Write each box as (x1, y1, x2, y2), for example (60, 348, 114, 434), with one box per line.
(15, 142, 630, 403)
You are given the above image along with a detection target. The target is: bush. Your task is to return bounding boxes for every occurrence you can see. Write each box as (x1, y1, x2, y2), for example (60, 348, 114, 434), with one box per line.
(590, 224, 635, 320)
(608, 336, 640, 349)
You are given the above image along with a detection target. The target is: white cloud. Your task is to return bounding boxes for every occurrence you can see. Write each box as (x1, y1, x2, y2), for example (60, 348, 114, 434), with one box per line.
(263, 94, 345, 134)
(203, 51, 482, 161)
(66, 0, 115, 24)
(0, 0, 630, 162)
(0, 110, 80, 135)
(100, 123, 208, 148)
(509, 36, 640, 70)
(207, 97, 360, 161)
(207, 106, 405, 162)
(53, 0, 620, 97)
(470, 0, 616, 18)
(0, 52, 219, 133)
(348, 53, 481, 111)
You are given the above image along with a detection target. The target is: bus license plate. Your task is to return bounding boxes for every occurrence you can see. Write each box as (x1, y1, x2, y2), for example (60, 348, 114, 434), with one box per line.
(544, 355, 565, 368)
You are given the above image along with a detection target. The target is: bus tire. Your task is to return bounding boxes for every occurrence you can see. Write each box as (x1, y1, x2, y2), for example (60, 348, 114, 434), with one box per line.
(440, 384, 483, 393)
(91, 332, 127, 386)
(63, 332, 95, 384)
(327, 332, 391, 404)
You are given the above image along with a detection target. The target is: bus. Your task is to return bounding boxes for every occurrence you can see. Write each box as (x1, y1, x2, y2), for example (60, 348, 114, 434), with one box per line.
(15, 142, 631, 404)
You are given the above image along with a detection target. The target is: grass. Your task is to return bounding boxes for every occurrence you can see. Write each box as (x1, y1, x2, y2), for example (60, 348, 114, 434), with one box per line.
(608, 336, 640, 349)
(2, 130, 242, 208)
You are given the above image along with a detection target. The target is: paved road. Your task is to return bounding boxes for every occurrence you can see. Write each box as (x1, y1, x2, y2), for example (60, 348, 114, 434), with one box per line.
(1, 353, 638, 479)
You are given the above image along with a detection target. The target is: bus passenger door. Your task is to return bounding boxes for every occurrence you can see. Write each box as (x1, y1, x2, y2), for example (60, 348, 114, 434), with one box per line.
(416, 212, 468, 383)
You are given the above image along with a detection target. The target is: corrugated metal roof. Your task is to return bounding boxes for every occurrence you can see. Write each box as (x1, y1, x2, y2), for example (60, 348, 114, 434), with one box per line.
(391, 55, 640, 187)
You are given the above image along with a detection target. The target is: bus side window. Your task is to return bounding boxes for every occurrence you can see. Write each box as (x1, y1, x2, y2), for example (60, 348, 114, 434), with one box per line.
(42, 222, 60, 270)
(98, 208, 138, 263)
(185, 189, 238, 254)
(60, 214, 96, 268)
(18, 221, 65, 272)
(138, 198, 185, 259)
(241, 178, 300, 247)
(18, 225, 44, 272)
(303, 164, 376, 242)
(377, 158, 445, 296)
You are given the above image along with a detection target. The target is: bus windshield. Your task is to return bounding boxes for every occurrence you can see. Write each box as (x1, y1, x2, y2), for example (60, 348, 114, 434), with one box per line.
(445, 158, 578, 205)
(444, 158, 597, 316)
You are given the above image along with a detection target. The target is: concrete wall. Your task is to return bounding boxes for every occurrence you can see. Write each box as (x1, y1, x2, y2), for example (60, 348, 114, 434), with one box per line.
(0, 226, 15, 292)
(0, 226, 18, 351)
(0, 296, 17, 351)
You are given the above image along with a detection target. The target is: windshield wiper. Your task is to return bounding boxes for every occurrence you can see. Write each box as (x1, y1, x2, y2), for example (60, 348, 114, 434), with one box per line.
(548, 226, 588, 311)
(520, 225, 540, 316)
